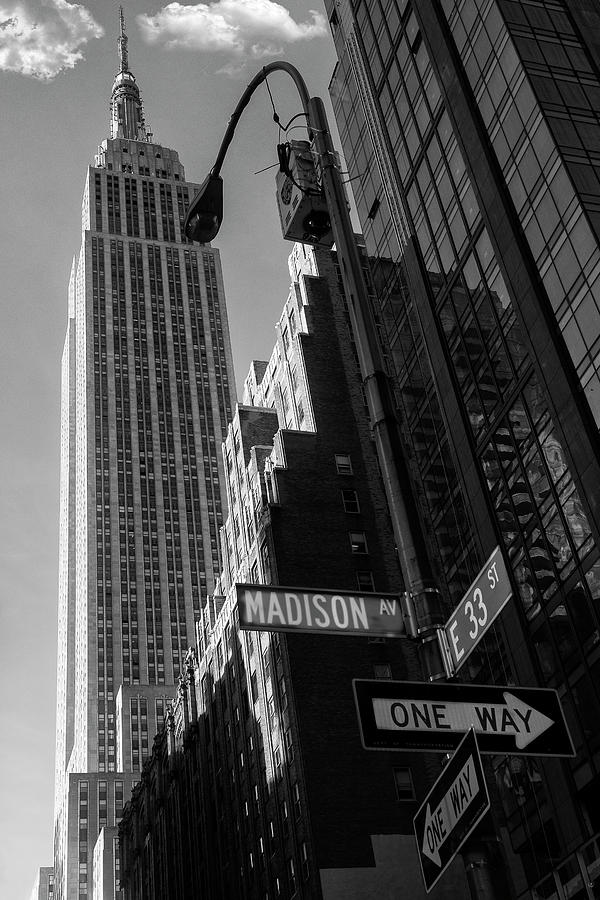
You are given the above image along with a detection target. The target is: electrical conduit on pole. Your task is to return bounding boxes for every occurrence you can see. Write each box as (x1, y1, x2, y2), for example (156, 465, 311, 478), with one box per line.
(306, 95, 450, 678)
(306, 92, 500, 900)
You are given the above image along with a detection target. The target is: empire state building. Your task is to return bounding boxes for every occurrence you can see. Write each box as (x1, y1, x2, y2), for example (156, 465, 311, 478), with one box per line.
(53, 12, 235, 897)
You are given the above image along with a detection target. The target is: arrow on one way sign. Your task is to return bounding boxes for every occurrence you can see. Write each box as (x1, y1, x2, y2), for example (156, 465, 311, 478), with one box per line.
(373, 691, 553, 750)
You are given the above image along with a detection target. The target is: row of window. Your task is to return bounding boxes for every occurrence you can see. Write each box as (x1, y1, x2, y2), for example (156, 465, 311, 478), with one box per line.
(90, 234, 230, 685)
(334, 452, 377, 588)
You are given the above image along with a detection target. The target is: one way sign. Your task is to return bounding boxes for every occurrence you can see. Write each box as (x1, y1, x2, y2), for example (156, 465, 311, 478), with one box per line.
(414, 729, 489, 893)
(353, 680, 575, 757)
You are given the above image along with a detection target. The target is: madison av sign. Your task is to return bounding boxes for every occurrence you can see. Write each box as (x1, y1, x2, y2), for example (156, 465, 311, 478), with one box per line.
(353, 680, 575, 757)
(444, 546, 512, 672)
(413, 729, 490, 893)
(236, 584, 405, 637)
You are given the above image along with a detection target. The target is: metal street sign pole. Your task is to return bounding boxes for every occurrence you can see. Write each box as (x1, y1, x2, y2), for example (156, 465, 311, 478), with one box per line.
(414, 729, 490, 893)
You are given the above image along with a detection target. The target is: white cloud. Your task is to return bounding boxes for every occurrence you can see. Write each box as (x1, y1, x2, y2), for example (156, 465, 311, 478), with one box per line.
(138, 0, 326, 62)
(0, 0, 102, 80)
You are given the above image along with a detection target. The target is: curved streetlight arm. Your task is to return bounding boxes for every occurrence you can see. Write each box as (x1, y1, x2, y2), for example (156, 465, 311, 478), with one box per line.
(186, 62, 449, 679)
(211, 61, 311, 177)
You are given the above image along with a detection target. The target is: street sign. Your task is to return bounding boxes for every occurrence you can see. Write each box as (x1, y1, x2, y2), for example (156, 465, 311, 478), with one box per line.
(353, 679, 575, 757)
(444, 546, 512, 672)
(236, 584, 405, 637)
(413, 729, 490, 893)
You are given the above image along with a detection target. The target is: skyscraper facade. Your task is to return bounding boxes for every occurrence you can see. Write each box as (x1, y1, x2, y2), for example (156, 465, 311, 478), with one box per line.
(54, 14, 235, 898)
(325, 0, 600, 896)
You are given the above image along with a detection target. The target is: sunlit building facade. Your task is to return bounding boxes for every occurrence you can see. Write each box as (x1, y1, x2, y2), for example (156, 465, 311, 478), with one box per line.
(29, 868, 55, 900)
(326, 0, 600, 897)
(53, 14, 234, 899)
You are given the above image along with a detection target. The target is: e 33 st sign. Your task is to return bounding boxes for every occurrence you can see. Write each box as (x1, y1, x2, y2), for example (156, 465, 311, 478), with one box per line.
(444, 546, 512, 672)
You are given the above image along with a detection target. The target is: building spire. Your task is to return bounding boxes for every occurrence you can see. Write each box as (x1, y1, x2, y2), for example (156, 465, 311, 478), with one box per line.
(109, 5, 150, 141)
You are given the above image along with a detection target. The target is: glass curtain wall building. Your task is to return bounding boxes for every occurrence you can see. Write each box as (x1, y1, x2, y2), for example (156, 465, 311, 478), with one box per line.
(325, 0, 600, 897)
(53, 13, 235, 899)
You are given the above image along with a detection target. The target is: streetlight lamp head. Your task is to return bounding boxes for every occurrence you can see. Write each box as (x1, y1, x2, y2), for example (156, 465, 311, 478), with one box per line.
(302, 208, 331, 242)
(184, 173, 224, 243)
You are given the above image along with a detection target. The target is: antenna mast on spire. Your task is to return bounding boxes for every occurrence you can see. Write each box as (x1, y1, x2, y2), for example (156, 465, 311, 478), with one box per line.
(118, 5, 129, 73)
(109, 5, 152, 141)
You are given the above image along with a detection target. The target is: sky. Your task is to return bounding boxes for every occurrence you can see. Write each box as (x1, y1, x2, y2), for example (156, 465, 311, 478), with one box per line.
(0, 1, 339, 895)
